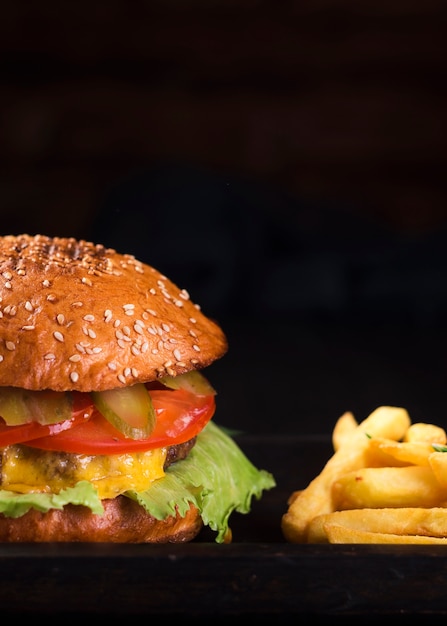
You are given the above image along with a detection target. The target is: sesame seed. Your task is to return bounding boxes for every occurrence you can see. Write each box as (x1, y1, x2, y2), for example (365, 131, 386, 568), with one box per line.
(107, 362, 117, 370)
(162, 323, 170, 332)
(87, 328, 96, 339)
(44, 353, 56, 360)
(124, 367, 131, 377)
(192, 344, 201, 352)
(104, 310, 112, 322)
(2, 271, 12, 280)
(25, 301, 33, 311)
(131, 368, 138, 378)
(69, 354, 81, 362)
(82, 277, 93, 286)
(83, 314, 95, 322)
(70, 372, 79, 383)
(173, 349, 182, 361)
(118, 374, 126, 384)
(4, 281, 12, 289)
(0, 355, 3, 363)
(57, 314, 65, 325)
(21, 325, 35, 331)
(189, 317, 197, 324)
(5, 341, 15, 351)
(53, 331, 64, 342)
(42, 279, 50, 287)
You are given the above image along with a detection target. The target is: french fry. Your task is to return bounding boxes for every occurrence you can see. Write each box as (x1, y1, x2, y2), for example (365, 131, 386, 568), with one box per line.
(332, 465, 447, 509)
(428, 451, 447, 489)
(323, 523, 447, 544)
(404, 422, 447, 444)
(332, 411, 358, 451)
(367, 438, 435, 467)
(308, 507, 447, 543)
(281, 406, 411, 542)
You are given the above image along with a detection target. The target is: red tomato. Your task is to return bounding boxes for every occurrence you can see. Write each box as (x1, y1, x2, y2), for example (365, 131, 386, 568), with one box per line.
(26, 389, 216, 454)
(0, 393, 94, 447)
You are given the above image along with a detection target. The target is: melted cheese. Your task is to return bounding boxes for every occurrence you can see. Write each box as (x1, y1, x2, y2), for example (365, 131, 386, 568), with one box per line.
(1, 445, 168, 499)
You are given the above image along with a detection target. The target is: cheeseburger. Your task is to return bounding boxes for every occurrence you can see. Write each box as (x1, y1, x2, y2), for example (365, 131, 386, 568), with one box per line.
(0, 234, 275, 543)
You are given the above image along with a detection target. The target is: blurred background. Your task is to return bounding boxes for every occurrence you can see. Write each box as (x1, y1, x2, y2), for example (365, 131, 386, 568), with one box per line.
(1, 0, 447, 436)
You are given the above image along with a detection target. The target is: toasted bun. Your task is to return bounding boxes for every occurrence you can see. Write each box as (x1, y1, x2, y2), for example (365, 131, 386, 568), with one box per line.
(0, 497, 203, 542)
(0, 234, 227, 391)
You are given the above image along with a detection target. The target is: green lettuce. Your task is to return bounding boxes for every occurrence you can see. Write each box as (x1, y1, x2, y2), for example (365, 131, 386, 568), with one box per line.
(0, 421, 275, 543)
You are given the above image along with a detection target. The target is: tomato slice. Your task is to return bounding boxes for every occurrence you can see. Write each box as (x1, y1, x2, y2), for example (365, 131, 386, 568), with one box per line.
(0, 393, 94, 447)
(26, 389, 216, 454)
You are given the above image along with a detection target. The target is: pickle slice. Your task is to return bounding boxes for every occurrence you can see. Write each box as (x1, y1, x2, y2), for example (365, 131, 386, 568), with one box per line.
(159, 370, 216, 395)
(91, 383, 156, 440)
(0, 387, 73, 426)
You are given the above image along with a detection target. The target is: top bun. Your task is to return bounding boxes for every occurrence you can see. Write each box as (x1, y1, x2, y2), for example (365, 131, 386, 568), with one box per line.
(0, 234, 228, 392)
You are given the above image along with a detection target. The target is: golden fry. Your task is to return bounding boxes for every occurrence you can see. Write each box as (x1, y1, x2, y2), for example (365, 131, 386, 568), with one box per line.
(308, 507, 447, 543)
(332, 465, 447, 510)
(332, 411, 358, 451)
(281, 406, 411, 543)
(323, 523, 447, 544)
(404, 422, 447, 444)
(367, 438, 435, 467)
(428, 451, 447, 489)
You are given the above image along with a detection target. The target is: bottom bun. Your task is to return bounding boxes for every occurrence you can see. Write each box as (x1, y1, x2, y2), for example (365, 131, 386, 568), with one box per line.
(0, 497, 203, 543)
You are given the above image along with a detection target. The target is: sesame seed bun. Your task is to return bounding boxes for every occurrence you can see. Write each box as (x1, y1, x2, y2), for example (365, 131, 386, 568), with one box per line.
(0, 234, 228, 392)
(0, 496, 202, 542)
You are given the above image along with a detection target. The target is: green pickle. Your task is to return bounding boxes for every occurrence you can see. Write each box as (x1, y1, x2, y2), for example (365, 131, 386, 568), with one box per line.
(159, 370, 216, 395)
(0, 387, 73, 425)
(92, 383, 156, 440)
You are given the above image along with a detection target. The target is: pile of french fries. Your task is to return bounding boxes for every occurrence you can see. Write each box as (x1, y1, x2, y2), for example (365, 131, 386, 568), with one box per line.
(281, 406, 447, 544)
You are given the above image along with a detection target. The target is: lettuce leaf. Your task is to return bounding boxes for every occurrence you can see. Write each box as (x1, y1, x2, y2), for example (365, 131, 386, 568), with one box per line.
(0, 421, 276, 542)
(128, 421, 276, 542)
(0, 480, 103, 518)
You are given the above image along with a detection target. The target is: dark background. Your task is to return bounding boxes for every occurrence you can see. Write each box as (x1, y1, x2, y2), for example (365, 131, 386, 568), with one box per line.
(1, 0, 447, 436)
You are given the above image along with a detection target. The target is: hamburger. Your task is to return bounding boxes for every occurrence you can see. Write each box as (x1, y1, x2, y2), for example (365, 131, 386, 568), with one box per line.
(0, 233, 275, 543)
